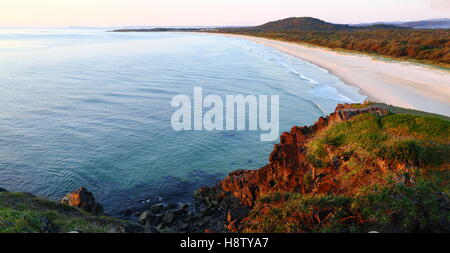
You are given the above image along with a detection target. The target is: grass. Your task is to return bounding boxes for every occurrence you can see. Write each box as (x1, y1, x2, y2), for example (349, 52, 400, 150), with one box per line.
(382, 114, 450, 143)
(372, 103, 450, 121)
(244, 178, 450, 233)
(0, 192, 139, 233)
(306, 112, 450, 171)
(242, 104, 450, 233)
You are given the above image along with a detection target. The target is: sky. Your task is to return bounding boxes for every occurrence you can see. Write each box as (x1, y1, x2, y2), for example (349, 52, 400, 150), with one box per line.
(1, 0, 450, 27)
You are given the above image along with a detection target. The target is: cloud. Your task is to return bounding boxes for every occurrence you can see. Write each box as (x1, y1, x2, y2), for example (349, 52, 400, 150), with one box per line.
(428, 0, 450, 11)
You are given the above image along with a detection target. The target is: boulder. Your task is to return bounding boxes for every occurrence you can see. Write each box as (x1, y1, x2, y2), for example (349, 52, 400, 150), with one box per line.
(121, 223, 158, 233)
(61, 187, 103, 215)
(162, 211, 175, 224)
(194, 186, 221, 206)
(178, 203, 189, 210)
(138, 211, 152, 224)
(220, 195, 242, 210)
(150, 203, 164, 213)
(123, 209, 133, 216)
(177, 221, 189, 230)
(227, 207, 250, 223)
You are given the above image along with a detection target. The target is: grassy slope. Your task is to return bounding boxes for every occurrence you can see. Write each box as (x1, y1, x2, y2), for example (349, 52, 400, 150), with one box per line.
(371, 103, 450, 121)
(0, 192, 144, 233)
(243, 104, 450, 233)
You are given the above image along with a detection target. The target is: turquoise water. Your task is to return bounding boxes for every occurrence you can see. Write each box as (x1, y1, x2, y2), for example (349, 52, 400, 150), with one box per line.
(0, 28, 366, 215)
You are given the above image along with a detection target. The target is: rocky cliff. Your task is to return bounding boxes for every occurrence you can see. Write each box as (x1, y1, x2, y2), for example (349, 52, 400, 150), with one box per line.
(219, 104, 389, 207)
(195, 103, 450, 232)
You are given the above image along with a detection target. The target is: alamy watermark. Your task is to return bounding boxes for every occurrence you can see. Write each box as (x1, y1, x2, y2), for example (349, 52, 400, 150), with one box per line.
(171, 87, 279, 141)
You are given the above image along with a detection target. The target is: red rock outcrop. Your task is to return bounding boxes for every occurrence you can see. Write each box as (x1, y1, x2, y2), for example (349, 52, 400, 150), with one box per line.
(61, 187, 104, 215)
(219, 104, 388, 207)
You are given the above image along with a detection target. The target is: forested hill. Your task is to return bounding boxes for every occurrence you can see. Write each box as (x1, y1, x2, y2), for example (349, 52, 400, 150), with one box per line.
(255, 17, 351, 31)
(250, 17, 400, 31)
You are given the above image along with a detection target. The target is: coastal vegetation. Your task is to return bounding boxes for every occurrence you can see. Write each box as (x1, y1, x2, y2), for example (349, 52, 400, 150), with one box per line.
(242, 106, 449, 232)
(244, 180, 448, 233)
(217, 17, 450, 66)
(197, 102, 450, 233)
(0, 190, 148, 233)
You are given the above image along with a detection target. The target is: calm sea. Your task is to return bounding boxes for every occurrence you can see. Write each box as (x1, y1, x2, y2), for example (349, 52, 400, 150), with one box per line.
(0, 28, 366, 216)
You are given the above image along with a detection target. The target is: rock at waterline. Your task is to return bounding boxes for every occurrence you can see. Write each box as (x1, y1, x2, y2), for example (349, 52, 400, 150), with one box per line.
(162, 211, 175, 224)
(61, 187, 104, 215)
(150, 203, 164, 213)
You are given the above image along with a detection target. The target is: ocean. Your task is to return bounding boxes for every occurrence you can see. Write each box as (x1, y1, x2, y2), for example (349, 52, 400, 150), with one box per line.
(0, 28, 366, 216)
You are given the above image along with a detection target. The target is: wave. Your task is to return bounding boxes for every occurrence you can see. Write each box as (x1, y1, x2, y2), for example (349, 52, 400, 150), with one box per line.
(300, 60, 329, 73)
(280, 62, 319, 84)
(307, 99, 327, 115)
(309, 85, 355, 103)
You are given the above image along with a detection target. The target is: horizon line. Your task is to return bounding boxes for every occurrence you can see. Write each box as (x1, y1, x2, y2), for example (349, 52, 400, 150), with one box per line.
(1, 16, 449, 29)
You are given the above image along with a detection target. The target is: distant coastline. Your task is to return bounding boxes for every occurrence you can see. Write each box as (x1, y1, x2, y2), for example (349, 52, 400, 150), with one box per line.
(110, 28, 219, 32)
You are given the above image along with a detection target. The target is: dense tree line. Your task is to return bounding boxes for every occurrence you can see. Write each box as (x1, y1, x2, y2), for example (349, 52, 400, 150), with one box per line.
(221, 29, 450, 65)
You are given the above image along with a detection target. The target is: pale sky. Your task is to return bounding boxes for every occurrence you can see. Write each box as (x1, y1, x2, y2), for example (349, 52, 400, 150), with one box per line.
(2, 0, 450, 27)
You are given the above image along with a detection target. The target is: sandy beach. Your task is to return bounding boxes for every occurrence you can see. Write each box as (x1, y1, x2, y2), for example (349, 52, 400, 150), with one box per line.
(221, 34, 450, 117)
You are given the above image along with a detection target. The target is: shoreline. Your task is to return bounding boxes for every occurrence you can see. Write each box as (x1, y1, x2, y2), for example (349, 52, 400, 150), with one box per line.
(216, 33, 450, 117)
(1, 102, 449, 233)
